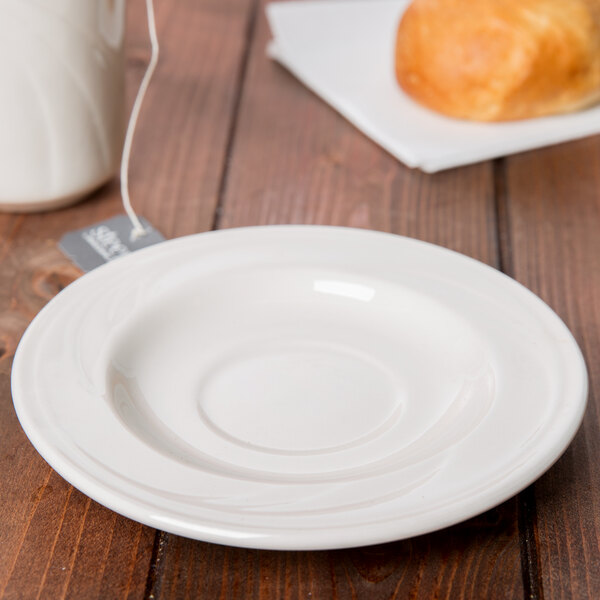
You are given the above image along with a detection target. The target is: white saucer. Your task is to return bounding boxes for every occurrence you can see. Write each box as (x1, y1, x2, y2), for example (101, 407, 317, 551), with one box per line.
(12, 226, 587, 550)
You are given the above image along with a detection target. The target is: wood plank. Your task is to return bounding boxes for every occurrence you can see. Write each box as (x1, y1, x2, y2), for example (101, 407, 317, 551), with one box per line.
(149, 4, 524, 598)
(503, 137, 600, 599)
(150, 505, 521, 600)
(125, 0, 258, 238)
(0, 0, 255, 597)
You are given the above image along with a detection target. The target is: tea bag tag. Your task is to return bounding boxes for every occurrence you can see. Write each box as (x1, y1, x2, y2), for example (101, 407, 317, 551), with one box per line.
(59, 215, 165, 272)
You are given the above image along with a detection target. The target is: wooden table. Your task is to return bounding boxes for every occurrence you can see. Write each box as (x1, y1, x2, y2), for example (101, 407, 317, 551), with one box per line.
(1, 1, 599, 598)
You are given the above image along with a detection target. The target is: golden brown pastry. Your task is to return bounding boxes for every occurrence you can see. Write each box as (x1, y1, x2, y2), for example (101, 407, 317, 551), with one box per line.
(395, 0, 600, 121)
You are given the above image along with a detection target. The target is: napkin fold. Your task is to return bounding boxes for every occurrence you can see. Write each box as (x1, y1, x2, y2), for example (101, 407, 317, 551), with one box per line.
(267, 0, 600, 172)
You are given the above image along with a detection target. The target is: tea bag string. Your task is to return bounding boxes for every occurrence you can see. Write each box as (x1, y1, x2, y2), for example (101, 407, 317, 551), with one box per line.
(120, 0, 159, 241)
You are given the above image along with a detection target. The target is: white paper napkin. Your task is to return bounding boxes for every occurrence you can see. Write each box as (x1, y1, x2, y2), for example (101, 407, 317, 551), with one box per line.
(266, 0, 600, 172)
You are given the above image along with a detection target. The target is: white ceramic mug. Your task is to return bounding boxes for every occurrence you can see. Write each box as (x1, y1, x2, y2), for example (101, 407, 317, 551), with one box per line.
(0, 0, 126, 212)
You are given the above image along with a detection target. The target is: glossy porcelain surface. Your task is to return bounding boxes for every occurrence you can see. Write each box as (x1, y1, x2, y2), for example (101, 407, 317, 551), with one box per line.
(0, 0, 125, 211)
(12, 226, 587, 549)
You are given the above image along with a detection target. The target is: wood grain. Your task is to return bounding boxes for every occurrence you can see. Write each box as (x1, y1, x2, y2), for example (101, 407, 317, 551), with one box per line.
(0, 0, 255, 597)
(503, 137, 600, 599)
(150, 505, 521, 600)
(125, 0, 258, 238)
(147, 4, 524, 599)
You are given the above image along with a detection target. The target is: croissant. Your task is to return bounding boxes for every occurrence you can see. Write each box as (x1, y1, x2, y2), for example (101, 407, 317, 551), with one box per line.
(395, 0, 600, 121)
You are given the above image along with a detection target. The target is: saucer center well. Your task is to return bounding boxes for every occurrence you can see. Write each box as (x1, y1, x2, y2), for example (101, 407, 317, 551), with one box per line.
(196, 341, 402, 455)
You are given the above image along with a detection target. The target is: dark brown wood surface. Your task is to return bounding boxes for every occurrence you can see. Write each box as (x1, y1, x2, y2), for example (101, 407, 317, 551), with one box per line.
(0, 1, 598, 598)
(502, 140, 600, 600)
